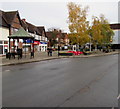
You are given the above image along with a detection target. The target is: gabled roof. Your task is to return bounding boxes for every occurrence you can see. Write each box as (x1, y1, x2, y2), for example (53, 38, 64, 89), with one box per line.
(37, 26, 46, 37)
(46, 31, 67, 40)
(0, 10, 9, 27)
(62, 33, 68, 39)
(21, 19, 46, 37)
(46, 32, 52, 39)
(46, 31, 58, 40)
(8, 27, 33, 39)
(4, 11, 17, 25)
(110, 23, 120, 30)
(21, 20, 28, 30)
(37, 26, 44, 32)
(1, 10, 47, 37)
(26, 22, 41, 35)
(0, 10, 22, 27)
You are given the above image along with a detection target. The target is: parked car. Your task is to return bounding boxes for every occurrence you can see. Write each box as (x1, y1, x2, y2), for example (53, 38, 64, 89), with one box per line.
(67, 51, 83, 55)
(52, 48, 56, 51)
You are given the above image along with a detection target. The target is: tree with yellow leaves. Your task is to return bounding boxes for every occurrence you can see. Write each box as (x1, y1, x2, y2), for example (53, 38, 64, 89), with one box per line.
(91, 16, 103, 49)
(67, 2, 114, 51)
(67, 2, 90, 48)
(100, 14, 114, 45)
(91, 14, 114, 50)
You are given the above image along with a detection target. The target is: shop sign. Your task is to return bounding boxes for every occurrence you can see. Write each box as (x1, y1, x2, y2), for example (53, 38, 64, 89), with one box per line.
(34, 41, 40, 45)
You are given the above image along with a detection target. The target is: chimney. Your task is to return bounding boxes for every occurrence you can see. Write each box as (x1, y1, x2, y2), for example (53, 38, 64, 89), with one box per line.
(54, 29, 56, 32)
(59, 30, 62, 33)
(22, 18, 26, 23)
(22, 18, 28, 31)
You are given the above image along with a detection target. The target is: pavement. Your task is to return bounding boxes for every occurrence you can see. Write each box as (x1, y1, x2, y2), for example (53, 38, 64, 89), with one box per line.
(0, 50, 119, 66)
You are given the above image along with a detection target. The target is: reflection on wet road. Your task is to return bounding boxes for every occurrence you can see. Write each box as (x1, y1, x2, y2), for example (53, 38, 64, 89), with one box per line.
(2, 55, 118, 107)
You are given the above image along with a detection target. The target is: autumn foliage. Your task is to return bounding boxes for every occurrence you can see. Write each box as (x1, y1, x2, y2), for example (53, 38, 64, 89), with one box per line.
(67, 2, 114, 47)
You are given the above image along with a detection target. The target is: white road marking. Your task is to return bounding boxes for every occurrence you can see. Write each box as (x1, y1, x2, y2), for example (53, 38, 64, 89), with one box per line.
(5, 70, 10, 72)
(117, 94, 120, 100)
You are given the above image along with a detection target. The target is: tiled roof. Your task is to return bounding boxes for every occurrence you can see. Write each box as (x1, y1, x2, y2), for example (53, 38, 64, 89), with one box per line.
(37, 26, 46, 37)
(0, 10, 22, 27)
(0, 10, 9, 27)
(8, 27, 33, 39)
(26, 22, 42, 36)
(1, 10, 46, 37)
(3, 11, 17, 25)
(26, 22, 37, 33)
(46, 31, 68, 39)
(46, 32, 52, 39)
(21, 19, 46, 36)
(21, 20, 28, 30)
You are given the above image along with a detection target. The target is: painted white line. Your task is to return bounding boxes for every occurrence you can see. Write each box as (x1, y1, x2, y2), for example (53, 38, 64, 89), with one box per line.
(5, 70, 10, 72)
(117, 94, 120, 100)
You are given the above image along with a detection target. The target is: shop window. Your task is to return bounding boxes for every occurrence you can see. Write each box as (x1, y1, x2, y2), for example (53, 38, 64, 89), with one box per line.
(4, 49, 8, 54)
(4, 41, 8, 44)
(0, 45, 3, 54)
(0, 41, 3, 44)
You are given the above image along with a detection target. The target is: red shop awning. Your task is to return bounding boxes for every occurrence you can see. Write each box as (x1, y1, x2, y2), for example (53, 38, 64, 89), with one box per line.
(34, 41, 40, 45)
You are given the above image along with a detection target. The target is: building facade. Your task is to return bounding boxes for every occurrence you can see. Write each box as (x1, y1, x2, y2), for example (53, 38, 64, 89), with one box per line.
(0, 10, 22, 55)
(110, 23, 120, 49)
(37, 26, 48, 51)
(0, 10, 48, 55)
(46, 30, 69, 49)
(0, 27, 9, 54)
(21, 19, 48, 52)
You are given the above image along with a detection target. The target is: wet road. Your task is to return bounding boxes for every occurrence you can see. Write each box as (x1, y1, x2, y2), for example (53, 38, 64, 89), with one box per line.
(2, 55, 118, 107)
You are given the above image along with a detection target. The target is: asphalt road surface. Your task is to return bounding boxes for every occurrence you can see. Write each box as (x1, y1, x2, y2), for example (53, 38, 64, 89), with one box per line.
(2, 54, 118, 107)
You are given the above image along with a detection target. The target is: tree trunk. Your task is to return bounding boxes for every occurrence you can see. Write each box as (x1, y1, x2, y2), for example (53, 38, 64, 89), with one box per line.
(95, 44, 97, 51)
(76, 44, 79, 51)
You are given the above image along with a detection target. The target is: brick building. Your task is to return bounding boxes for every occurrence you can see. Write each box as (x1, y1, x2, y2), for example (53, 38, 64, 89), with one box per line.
(46, 30, 69, 49)
(0, 10, 22, 55)
(0, 10, 48, 55)
(21, 19, 47, 52)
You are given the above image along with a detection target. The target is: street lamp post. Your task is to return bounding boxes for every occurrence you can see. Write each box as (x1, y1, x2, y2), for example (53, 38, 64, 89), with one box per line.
(58, 45, 60, 57)
(90, 35, 92, 52)
(58, 37, 61, 57)
(89, 28, 92, 52)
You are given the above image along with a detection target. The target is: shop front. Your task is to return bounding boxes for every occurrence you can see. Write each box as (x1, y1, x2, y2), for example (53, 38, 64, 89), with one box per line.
(0, 40, 8, 55)
(33, 41, 40, 52)
(33, 41, 47, 52)
(39, 42, 47, 52)
(23, 39, 32, 53)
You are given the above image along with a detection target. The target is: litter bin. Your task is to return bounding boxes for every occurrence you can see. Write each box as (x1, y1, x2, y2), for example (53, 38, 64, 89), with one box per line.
(6, 52, 11, 59)
(31, 52, 34, 58)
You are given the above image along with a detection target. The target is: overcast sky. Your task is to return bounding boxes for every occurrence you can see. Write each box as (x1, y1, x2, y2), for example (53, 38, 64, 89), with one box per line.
(0, 0, 119, 33)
